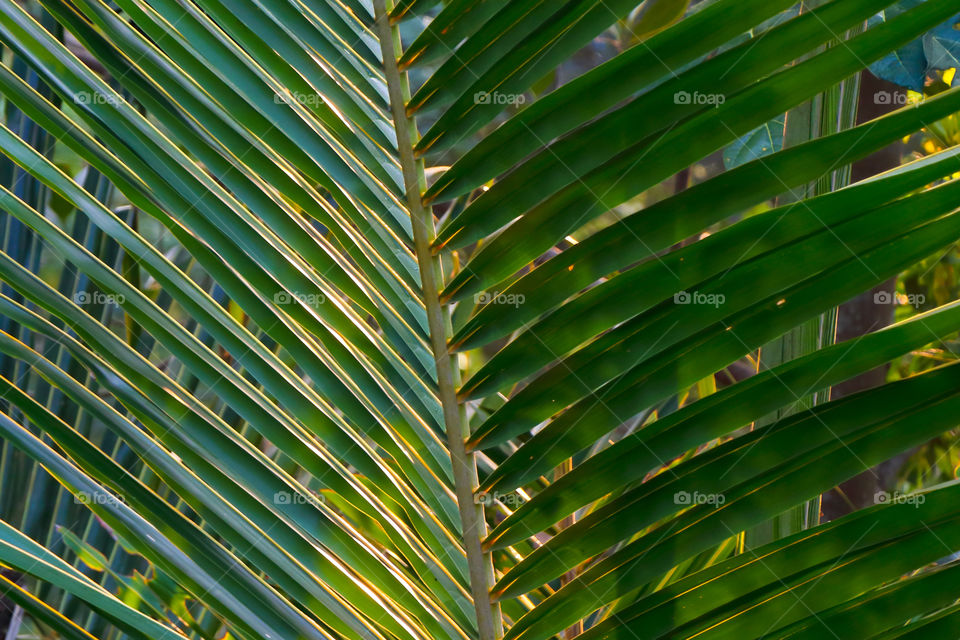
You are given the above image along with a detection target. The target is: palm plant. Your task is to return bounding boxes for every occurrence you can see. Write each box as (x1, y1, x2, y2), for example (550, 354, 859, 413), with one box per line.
(0, 0, 959, 637)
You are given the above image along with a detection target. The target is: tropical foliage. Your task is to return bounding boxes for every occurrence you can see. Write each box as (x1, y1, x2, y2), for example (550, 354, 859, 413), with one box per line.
(0, 0, 957, 638)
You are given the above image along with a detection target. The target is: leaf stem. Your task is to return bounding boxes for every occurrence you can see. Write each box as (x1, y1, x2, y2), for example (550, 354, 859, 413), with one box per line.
(372, 3, 503, 639)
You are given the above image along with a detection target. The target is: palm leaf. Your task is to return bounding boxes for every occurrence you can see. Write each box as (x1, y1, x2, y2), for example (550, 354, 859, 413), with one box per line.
(0, 0, 956, 639)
